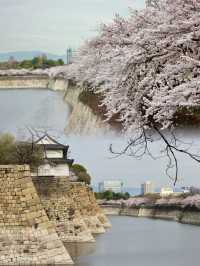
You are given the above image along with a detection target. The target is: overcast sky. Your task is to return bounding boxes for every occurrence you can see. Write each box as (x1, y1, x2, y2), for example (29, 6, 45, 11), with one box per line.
(67, 133, 200, 190)
(0, 0, 145, 54)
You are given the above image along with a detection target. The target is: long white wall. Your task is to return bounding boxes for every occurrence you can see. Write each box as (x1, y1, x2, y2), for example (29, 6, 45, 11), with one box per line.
(0, 76, 49, 89)
(0, 76, 69, 91)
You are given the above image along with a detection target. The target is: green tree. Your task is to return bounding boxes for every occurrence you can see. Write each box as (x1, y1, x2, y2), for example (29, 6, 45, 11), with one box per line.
(94, 191, 130, 200)
(14, 142, 44, 170)
(124, 192, 130, 200)
(31, 56, 44, 69)
(103, 190, 114, 201)
(0, 133, 44, 170)
(72, 164, 87, 174)
(0, 134, 16, 164)
(76, 171, 91, 185)
(45, 59, 56, 67)
(71, 163, 91, 185)
(57, 59, 64, 65)
(19, 60, 33, 69)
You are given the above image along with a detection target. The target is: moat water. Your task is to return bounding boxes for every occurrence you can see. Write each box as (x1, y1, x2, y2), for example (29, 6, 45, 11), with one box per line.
(0, 88, 70, 135)
(66, 216, 200, 266)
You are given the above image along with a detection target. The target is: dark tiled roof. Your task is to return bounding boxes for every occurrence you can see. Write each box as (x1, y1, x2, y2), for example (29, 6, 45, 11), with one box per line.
(35, 134, 69, 150)
(47, 158, 74, 166)
(36, 134, 67, 146)
(40, 144, 69, 150)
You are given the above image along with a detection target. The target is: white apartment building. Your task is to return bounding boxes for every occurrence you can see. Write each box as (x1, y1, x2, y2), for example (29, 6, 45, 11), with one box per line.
(141, 181, 154, 195)
(160, 187, 174, 197)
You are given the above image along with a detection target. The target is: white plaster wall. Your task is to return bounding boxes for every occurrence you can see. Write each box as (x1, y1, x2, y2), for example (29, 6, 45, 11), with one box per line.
(37, 163, 69, 177)
(54, 164, 70, 176)
(46, 150, 63, 158)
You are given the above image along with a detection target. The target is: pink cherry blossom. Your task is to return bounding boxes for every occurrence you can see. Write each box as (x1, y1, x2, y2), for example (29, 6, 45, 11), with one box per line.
(65, 0, 200, 132)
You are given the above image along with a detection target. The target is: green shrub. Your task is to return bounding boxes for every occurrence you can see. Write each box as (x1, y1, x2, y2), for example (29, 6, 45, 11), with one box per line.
(71, 163, 91, 185)
(95, 191, 130, 200)
(0, 133, 44, 170)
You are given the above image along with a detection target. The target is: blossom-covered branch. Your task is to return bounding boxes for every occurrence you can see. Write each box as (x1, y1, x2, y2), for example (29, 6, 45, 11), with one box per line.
(65, 0, 200, 184)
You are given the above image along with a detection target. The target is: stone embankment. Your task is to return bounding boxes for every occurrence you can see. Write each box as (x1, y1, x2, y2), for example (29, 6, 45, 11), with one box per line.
(0, 165, 73, 265)
(101, 204, 121, 215)
(0, 165, 111, 265)
(64, 85, 110, 135)
(120, 206, 200, 225)
(32, 176, 94, 243)
(102, 203, 200, 226)
(0, 75, 49, 89)
(0, 75, 68, 91)
(69, 183, 111, 234)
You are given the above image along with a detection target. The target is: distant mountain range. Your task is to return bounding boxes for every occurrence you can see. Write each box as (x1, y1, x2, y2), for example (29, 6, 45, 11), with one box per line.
(0, 51, 66, 62)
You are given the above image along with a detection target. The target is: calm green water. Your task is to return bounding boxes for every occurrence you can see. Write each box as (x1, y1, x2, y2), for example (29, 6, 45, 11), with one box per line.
(66, 216, 200, 266)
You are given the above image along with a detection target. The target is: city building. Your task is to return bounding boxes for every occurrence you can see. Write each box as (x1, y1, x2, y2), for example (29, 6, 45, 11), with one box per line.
(160, 187, 174, 197)
(98, 180, 123, 193)
(141, 181, 154, 195)
(32, 134, 74, 177)
(181, 186, 191, 194)
(181, 186, 200, 194)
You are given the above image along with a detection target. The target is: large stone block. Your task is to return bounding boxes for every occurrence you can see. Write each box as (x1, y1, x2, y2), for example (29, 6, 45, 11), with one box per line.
(69, 183, 111, 234)
(0, 165, 73, 265)
(33, 176, 94, 243)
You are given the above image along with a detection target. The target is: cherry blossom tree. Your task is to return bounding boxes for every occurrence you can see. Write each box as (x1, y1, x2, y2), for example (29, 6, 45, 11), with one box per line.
(67, 0, 200, 184)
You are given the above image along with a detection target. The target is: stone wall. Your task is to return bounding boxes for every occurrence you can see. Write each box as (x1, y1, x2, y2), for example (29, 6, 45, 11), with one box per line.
(64, 86, 110, 135)
(119, 206, 200, 225)
(32, 176, 95, 243)
(0, 75, 69, 91)
(87, 189, 111, 228)
(178, 210, 200, 225)
(69, 183, 111, 234)
(0, 165, 73, 265)
(0, 75, 49, 89)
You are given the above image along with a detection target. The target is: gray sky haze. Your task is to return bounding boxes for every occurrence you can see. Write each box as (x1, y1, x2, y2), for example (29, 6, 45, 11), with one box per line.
(0, 0, 145, 54)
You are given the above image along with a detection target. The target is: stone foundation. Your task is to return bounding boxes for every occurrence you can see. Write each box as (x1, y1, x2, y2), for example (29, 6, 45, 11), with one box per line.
(32, 176, 94, 243)
(0, 75, 49, 89)
(120, 206, 200, 226)
(0, 165, 73, 265)
(88, 190, 111, 229)
(69, 183, 111, 234)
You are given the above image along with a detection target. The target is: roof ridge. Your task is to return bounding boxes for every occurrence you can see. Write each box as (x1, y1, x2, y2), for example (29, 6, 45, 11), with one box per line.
(35, 133, 66, 147)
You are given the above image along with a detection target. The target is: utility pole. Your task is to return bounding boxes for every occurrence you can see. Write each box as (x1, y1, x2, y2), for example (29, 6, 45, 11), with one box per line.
(66, 48, 73, 65)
